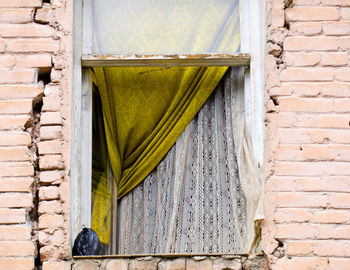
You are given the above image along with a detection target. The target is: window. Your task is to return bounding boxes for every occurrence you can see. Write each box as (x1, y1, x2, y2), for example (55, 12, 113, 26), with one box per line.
(71, 0, 265, 255)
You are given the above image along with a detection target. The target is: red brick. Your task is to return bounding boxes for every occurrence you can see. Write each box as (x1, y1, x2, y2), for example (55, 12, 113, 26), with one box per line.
(0, 23, 54, 37)
(0, 0, 42, 7)
(338, 37, 350, 50)
(323, 176, 350, 192)
(0, 163, 33, 177)
(35, 4, 52, 24)
(271, 9, 285, 28)
(104, 260, 128, 270)
(38, 200, 62, 214)
(274, 257, 328, 270)
(0, 69, 35, 84)
(39, 186, 59, 200)
(0, 178, 33, 192)
(287, 241, 314, 255)
(280, 68, 334, 82)
(275, 192, 328, 207)
(284, 37, 338, 51)
(212, 258, 241, 270)
(0, 100, 32, 114)
(329, 193, 350, 208)
(0, 84, 43, 99)
(40, 126, 62, 141)
(279, 97, 350, 113)
(290, 22, 322, 35)
(0, 208, 26, 224)
(40, 170, 62, 184)
(39, 154, 64, 170)
(74, 261, 99, 270)
(0, 55, 16, 67)
(324, 21, 350, 35)
(158, 259, 186, 270)
(294, 114, 350, 128)
(314, 240, 350, 256)
(0, 241, 34, 257)
(329, 258, 350, 270)
(293, 177, 350, 192)
(276, 224, 319, 239)
(7, 38, 59, 53)
(322, 0, 350, 6)
(38, 141, 62, 155)
(276, 145, 335, 161)
(39, 214, 64, 229)
(41, 112, 62, 125)
(284, 52, 320, 67)
(318, 224, 350, 239)
(0, 9, 32, 23)
(15, 54, 51, 68)
(42, 96, 61, 112)
(0, 193, 32, 208)
(286, 7, 340, 22)
(278, 128, 313, 144)
(42, 261, 71, 270)
(341, 8, 350, 19)
(277, 82, 350, 98)
(40, 244, 59, 262)
(0, 132, 30, 146)
(0, 225, 30, 240)
(336, 68, 350, 82)
(321, 52, 348, 66)
(276, 161, 350, 176)
(274, 208, 313, 223)
(278, 128, 350, 144)
(50, 68, 61, 82)
(294, 0, 321, 5)
(0, 115, 31, 131)
(0, 258, 34, 270)
(0, 147, 30, 161)
(43, 84, 60, 96)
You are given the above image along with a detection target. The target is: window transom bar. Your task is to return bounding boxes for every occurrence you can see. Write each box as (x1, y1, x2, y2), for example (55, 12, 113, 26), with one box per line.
(81, 53, 250, 67)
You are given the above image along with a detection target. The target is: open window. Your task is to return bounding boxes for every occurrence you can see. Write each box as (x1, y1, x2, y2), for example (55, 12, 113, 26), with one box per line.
(72, 0, 265, 256)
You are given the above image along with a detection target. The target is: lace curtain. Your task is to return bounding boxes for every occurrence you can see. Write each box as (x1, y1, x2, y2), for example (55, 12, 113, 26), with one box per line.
(117, 68, 251, 254)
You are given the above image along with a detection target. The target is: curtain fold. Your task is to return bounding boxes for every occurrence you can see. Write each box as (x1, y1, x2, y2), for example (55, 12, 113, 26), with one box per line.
(117, 68, 250, 254)
(92, 66, 227, 243)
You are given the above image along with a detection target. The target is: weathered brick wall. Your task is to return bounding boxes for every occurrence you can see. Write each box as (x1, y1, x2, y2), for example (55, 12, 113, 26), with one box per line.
(264, 0, 350, 269)
(1, 0, 350, 269)
(0, 0, 71, 269)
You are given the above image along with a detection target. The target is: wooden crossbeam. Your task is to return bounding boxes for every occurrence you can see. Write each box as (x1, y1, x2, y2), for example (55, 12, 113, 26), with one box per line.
(81, 53, 250, 67)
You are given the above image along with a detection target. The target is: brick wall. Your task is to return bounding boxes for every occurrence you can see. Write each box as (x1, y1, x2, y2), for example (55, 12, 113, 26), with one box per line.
(1, 0, 350, 269)
(0, 0, 71, 269)
(264, 0, 350, 269)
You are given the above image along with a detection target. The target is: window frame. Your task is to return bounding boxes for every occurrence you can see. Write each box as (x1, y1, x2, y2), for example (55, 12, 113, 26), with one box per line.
(71, 0, 266, 252)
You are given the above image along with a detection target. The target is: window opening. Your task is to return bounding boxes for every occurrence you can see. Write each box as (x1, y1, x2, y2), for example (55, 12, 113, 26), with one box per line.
(72, 0, 265, 256)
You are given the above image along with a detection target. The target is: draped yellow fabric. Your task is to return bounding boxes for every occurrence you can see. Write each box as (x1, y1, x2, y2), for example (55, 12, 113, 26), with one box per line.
(92, 66, 227, 243)
(90, 0, 241, 245)
(91, 89, 111, 244)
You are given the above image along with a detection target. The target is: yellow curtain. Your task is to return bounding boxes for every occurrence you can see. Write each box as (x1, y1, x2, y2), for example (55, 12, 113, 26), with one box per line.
(91, 89, 112, 244)
(92, 66, 227, 243)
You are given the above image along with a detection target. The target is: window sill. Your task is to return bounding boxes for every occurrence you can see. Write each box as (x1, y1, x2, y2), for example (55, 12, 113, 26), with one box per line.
(72, 253, 269, 270)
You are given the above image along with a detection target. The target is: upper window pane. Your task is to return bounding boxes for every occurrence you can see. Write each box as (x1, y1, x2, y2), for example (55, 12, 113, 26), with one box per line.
(92, 0, 240, 54)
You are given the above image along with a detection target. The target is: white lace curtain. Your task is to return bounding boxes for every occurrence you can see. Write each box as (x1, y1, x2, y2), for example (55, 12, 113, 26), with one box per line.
(116, 68, 261, 254)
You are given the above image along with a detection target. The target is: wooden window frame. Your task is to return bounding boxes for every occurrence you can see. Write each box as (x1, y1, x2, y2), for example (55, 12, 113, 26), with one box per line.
(71, 0, 266, 253)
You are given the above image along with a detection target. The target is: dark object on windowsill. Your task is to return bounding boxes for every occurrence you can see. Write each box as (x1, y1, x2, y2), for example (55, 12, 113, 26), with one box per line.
(72, 228, 101, 256)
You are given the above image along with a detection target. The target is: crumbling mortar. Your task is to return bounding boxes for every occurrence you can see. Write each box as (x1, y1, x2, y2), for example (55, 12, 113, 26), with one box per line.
(262, 0, 291, 266)
(27, 87, 44, 269)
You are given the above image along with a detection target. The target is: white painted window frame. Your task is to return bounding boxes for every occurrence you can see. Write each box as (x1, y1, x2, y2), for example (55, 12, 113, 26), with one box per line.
(71, 0, 265, 251)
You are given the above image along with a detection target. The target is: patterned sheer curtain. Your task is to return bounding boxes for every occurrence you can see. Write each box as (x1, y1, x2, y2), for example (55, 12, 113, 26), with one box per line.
(117, 68, 250, 254)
